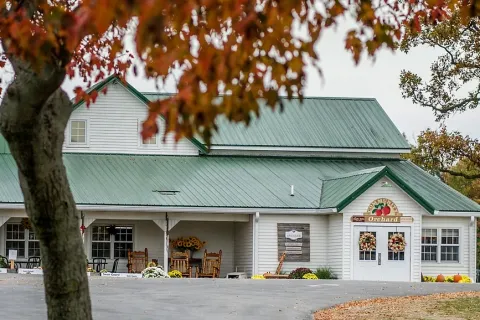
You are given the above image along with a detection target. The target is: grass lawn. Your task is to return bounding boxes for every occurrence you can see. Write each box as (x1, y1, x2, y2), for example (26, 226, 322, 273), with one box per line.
(315, 291, 480, 320)
(436, 296, 480, 320)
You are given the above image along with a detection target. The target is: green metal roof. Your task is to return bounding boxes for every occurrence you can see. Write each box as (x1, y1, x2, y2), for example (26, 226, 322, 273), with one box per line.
(320, 167, 385, 209)
(0, 154, 478, 213)
(205, 98, 410, 149)
(0, 135, 9, 154)
(141, 94, 410, 151)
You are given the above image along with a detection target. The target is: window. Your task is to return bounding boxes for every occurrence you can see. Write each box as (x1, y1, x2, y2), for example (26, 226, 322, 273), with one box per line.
(441, 229, 460, 262)
(91, 226, 133, 259)
(142, 135, 157, 145)
(421, 228, 459, 263)
(359, 231, 376, 261)
(91, 226, 111, 258)
(70, 120, 86, 143)
(113, 227, 133, 258)
(388, 231, 405, 261)
(138, 119, 158, 146)
(5, 223, 40, 258)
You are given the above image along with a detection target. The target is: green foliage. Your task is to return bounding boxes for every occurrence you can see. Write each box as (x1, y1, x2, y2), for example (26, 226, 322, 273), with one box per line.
(288, 268, 312, 279)
(314, 267, 337, 280)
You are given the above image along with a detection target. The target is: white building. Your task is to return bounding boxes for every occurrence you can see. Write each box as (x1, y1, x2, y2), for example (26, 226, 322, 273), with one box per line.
(1, 75, 479, 281)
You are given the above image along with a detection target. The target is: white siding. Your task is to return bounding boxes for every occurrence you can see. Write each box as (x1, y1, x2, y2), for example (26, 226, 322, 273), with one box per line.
(341, 177, 423, 281)
(327, 214, 343, 279)
(421, 216, 476, 281)
(64, 83, 199, 155)
(257, 215, 328, 275)
(169, 221, 234, 277)
(234, 216, 253, 277)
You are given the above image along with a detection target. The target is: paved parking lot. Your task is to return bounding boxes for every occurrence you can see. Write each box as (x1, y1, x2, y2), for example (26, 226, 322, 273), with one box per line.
(1, 274, 480, 320)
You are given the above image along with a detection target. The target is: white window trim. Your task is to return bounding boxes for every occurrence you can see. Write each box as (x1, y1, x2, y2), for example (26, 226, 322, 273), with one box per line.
(67, 119, 89, 147)
(4, 223, 40, 259)
(90, 225, 134, 259)
(421, 227, 462, 264)
(137, 119, 159, 148)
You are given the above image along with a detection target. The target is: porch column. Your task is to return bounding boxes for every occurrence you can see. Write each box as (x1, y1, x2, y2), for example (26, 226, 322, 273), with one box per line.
(80, 212, 95, 243)
(0, 216, 10, 228)
(153, 217, 180, 272)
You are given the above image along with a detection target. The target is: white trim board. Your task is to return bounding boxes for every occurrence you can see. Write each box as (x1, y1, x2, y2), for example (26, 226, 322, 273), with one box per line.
(0, 204, 337, 215)
(210, 145, 411, 154)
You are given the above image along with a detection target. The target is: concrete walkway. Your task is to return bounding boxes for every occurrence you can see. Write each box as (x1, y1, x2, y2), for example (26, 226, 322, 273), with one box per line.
(1, 274, 480, 320)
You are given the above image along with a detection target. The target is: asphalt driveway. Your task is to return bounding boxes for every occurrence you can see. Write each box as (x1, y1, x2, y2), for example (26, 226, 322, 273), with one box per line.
(1, 274, 480, 320)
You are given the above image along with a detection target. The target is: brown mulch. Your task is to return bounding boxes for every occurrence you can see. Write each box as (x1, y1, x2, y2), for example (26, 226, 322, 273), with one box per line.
(314, 291, 480, 320)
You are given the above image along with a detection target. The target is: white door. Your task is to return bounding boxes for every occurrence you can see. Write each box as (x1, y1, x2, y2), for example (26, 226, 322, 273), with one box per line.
(353, 226, 411, 281)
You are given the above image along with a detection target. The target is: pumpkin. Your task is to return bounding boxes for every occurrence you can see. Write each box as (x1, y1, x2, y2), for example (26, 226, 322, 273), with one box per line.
(453, 274, 462, 283)
(436, 274, 445, 282)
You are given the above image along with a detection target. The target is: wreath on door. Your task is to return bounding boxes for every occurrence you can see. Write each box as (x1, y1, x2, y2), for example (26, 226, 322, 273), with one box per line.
(358, 232, 376, 251)
(388, 233, 406, 253)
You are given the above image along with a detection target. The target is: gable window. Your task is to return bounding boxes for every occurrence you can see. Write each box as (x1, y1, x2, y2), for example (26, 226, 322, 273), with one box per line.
(91, 225, 133, 259)
(142, 135, 157, 145)
(70, 120, 87, 144)
(138, 119, 158, 147)
(5, 223, 40, 258)
(421, 228, 460, 263)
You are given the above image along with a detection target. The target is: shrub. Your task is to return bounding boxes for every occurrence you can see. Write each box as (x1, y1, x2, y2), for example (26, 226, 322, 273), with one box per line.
(86, 267, 95, 273)
(315, 267, 337, 280)
(168, 270, 182, 278)
(147, 261, 157, 268)
(99, 269, 108, 274)
(288, 267, 312, 279)
(251, 274, 265, 279)
(141, 266, 170, 279)
(302, 273, 318, 280)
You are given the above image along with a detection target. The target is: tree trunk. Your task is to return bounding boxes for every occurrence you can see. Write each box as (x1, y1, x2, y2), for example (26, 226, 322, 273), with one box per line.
(0, 67, 92, 319)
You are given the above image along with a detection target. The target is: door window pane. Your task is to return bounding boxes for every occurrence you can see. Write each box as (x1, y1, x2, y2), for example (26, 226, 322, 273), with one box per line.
(359, 231, 376, 261)
(388, 232, 405, 261)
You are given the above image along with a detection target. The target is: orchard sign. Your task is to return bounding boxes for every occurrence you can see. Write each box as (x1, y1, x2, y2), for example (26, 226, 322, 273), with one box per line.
(351, 198, 413, 223)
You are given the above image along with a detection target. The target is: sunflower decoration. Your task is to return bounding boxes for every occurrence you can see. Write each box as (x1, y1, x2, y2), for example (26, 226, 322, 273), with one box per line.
(170, 236, 206, 252)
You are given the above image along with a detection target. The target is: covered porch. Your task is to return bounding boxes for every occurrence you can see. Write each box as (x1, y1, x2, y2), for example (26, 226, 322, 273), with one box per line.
(79, 211, 253, 277)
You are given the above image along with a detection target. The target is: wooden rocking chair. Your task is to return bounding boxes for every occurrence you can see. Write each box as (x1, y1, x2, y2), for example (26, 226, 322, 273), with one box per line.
(196, 249, 222, 278)
(170, 251, 192, 278)
(263, 252, 289, 279)
(127, 248, 148, 273)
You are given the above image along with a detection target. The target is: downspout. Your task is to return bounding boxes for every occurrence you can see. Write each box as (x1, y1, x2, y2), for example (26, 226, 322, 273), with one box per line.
(164, 213, 169, 272)
(252, 212, 260, 275)
(471, 216, 476, 282)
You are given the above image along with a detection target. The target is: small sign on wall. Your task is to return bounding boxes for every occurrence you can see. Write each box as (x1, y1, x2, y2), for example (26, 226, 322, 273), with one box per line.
(8, 250, 17, 261)
(277, 223, 310, 262)
(101, 272, 142, 278)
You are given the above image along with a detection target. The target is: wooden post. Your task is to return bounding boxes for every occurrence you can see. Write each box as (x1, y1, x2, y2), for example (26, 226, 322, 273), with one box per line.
(9, 260, 14, 270)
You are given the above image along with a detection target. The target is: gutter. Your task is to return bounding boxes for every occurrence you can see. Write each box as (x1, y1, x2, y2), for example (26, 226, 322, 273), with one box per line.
(209, 145, 411, 154)
(0, 203, 337, 214)
(433, 210, 480, 217)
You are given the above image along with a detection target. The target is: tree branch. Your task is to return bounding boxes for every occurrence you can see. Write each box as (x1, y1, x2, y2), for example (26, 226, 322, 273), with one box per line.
(441, 168, 480, 179)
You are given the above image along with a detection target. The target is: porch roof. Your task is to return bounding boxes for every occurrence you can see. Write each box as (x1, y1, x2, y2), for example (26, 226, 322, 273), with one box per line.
(0, 154, 479, 214)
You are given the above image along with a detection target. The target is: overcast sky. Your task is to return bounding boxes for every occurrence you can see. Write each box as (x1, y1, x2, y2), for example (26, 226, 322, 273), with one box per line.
(61, 25, 479, 144)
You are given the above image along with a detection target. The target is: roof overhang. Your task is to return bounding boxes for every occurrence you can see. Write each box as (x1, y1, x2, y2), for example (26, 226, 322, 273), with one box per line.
(0, 203, 337, 215)
(433, 210, 480, 217)
(209, 145, 411, 154)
